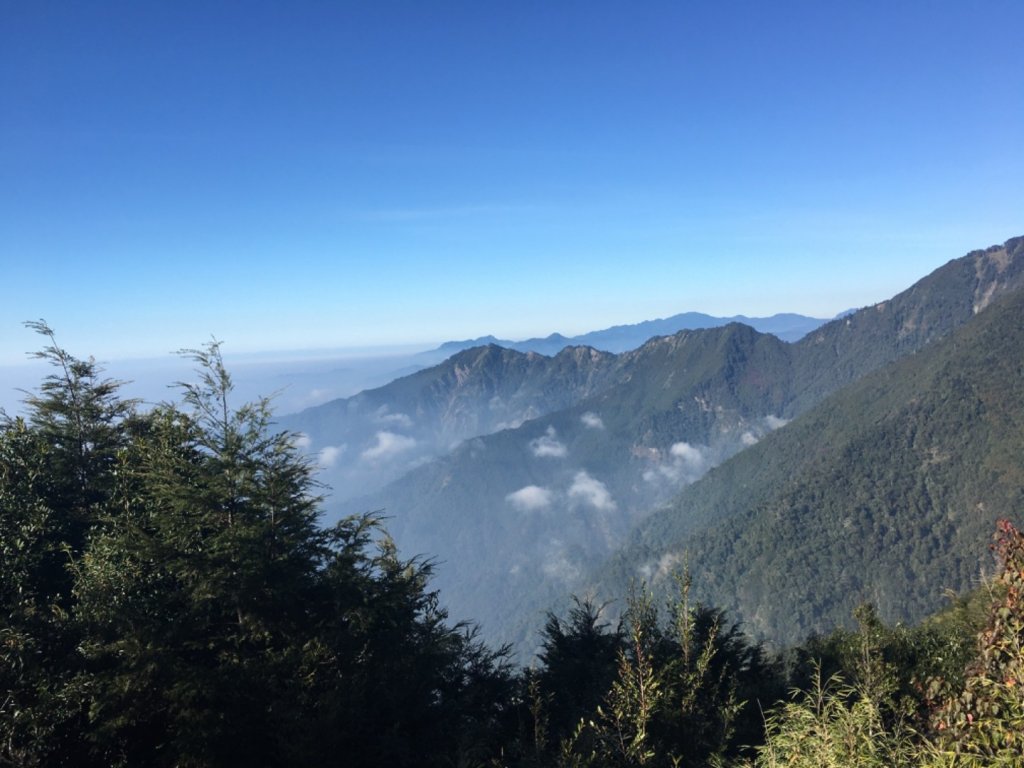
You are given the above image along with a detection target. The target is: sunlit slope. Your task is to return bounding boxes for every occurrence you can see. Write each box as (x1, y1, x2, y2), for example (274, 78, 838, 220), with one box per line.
(332, 236, 1024, 656)
(602, 284, 1024, 647)
(789, 236, 1024, 409)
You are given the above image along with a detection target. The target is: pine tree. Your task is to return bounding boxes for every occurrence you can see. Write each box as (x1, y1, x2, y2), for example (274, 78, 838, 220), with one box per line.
(1, 321, 134, 766)
(3, 333, 515, 766)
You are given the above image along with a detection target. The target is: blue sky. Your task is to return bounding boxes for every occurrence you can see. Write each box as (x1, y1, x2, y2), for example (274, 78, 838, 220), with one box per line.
(2, 1, 1022, 364)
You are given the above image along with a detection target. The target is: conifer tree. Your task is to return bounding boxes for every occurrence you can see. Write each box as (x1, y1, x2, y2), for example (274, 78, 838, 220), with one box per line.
(1, 321, 134, 766)
(3, 332, 517, 767)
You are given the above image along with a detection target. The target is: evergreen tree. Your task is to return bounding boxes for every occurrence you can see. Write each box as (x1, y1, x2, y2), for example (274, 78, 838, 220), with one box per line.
(1, 321, 134, 766)
(2, 333, 516, 767)
(537, 598, 623, 744)
(554, 576, 778, 767)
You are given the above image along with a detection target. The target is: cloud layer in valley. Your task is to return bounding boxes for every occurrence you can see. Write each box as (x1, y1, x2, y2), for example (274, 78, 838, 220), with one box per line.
(318, 444, 347, 468)
(506, 485, 554, 511)
(569, 470, 616, 511)
(374, 405, 414, 428)
(643, 441, 708, 484)
(530, 426, 568, 458)
(361, 431, 417, 461)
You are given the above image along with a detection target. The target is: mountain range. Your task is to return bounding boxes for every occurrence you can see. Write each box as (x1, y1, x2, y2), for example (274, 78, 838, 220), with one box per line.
(425, 311, 829, 359)
(599, 275, 1024, 647)
(281, 313, 830, 503)
(285, 236, 1024, 658)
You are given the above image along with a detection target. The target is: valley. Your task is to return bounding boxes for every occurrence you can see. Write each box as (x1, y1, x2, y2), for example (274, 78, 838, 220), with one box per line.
(281, 236, 1024, 659)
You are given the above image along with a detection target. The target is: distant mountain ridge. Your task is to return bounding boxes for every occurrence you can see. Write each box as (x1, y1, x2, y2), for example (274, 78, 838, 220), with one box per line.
(337, 321, 799, 653)
(327, 236, 1024, 656)
(427, 312, 830, 358)
(280, 344, 620, 503)
(281, 311, 833, 502)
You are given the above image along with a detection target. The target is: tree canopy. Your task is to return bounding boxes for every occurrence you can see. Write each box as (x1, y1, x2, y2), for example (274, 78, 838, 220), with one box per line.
(2, 327, 1023, 768)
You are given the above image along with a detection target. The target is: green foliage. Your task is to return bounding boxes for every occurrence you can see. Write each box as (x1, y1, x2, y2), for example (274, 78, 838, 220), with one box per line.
(1, 332, 515, 767)
(608, 284, 1024, 649)
(786, 600, 980, 735)
(1, 321, 136, 766)
(554, 576, 778, 768)
(538, 598, 623, 742)
(747, 668, 920, 768)
(742, 521, 1024, 768)
(929, 520, 1024, 763)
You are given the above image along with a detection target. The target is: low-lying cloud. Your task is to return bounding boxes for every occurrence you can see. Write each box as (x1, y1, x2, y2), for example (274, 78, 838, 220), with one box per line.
(530, 426, 568, 458)
(506, 485, 553, 511)
(318, 444, 347, 468)
(569, 470, 616, 511)
(737, 415, 789, 449)
(375, 405, 414, 428)
(638, 551, 686, 582)
(580, 412, 605, 430)
(643, 441, 708, 484)
(361, 431, 417, 461)
(670, 441, 706, 470)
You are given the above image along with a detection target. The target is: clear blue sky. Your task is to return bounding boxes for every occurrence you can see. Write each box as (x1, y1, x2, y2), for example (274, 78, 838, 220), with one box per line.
(2, 1, 1022, 364)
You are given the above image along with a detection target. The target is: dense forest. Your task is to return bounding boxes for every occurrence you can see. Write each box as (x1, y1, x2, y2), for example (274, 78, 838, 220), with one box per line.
(3, 324, 1023, 766)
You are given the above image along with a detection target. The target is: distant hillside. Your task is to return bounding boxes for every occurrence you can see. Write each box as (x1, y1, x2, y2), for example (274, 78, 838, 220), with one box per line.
(281, 312, 832, 502)
(425, 311, 830, 359)
(338, 323, 798, 654)
(280, 344, 618, 502)
(598, 283, 1024, 647)
(335, 237, 1024, 656)
(789, 237, 1024, 410)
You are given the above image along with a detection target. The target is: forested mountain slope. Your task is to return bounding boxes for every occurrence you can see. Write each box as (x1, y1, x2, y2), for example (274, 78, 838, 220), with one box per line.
(280, 343, 618, 501)
(600, 284, 1024, 647)
(329, 237, 1023, 655)
(788, 236, 1024, 410)
(339, 324, 798, 652)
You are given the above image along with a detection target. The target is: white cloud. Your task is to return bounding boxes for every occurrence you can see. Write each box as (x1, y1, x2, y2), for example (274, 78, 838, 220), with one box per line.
(361, 431, 417, 461)
(506, 485, 553, 511)
(741, 431, 759, 446)
(580, 412, 605, 430)
(530, 426, 568, 458)
(291, 432, 312, 451)
(644, 441, 708, 484)
(654, 552, 686, 581)
(568, 471, 616, 511)
(670, 441, 705, 469)
(375, 405, 414, 428)
(318, 444, 346, 468)
(765, 415, 790, 430)
(638, 552, 687, 583)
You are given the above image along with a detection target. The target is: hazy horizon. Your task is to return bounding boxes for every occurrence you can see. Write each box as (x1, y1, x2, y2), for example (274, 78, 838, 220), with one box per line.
(1, 305, 836, 417)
